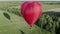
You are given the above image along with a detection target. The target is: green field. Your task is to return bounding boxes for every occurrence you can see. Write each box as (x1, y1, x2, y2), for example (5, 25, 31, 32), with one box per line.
(0, 1, 60, 34)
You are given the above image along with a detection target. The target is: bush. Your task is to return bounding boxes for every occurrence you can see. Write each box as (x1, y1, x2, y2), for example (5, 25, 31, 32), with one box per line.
(35, 14, 60, 34)
(7, 8, 22, 16)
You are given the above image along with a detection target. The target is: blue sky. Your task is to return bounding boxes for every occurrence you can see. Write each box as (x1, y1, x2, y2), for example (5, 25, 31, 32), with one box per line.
(0, 0, 60, 1)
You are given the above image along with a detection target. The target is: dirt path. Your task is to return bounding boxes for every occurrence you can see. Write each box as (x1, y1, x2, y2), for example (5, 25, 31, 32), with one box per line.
(45, 8, 60, 12)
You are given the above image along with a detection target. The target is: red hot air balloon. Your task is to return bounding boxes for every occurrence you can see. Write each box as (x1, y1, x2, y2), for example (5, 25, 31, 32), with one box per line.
(21, 2, 42, 27)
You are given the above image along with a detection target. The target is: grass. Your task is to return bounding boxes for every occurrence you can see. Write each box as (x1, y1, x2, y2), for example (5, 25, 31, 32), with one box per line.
(42, 4, 60, 11)
(0, 10, 52, 34)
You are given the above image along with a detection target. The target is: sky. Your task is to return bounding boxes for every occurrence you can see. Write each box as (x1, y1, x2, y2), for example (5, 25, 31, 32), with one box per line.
(0, 0, 60, 1)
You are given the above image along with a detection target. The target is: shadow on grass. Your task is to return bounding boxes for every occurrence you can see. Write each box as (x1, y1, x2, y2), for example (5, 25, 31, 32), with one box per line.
(3, 12, 10, 20)
(43, 11, 60, 17)
(19, 29, 25, 34)
(55, 21, 60, 34)
(55, 26, 60, 34)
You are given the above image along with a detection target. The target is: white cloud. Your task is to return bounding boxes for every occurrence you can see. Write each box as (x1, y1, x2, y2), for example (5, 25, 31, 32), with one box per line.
(0, 0, 60, 1)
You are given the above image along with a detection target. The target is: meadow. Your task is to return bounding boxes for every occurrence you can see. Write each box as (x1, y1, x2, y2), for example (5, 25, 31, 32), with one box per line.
(0, 1, 60, 34)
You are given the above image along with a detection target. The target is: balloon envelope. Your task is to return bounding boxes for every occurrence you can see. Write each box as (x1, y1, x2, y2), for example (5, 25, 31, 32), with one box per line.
(21, 2, 42, 27)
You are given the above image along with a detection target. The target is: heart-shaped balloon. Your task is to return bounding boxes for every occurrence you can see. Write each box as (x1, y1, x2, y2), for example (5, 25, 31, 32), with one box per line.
(21, 2, 42, 27)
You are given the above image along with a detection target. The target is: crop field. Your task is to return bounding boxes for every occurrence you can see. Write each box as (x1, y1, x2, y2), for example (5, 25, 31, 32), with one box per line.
(0, 1, 60, 34)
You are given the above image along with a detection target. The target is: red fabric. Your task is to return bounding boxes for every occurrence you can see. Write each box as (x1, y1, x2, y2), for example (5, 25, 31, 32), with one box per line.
(21, 2, 30, 17)
(21, 2, 42, 27)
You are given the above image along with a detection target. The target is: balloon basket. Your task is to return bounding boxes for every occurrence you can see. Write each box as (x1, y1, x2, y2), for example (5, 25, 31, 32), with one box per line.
(30, 27, 32, 30)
